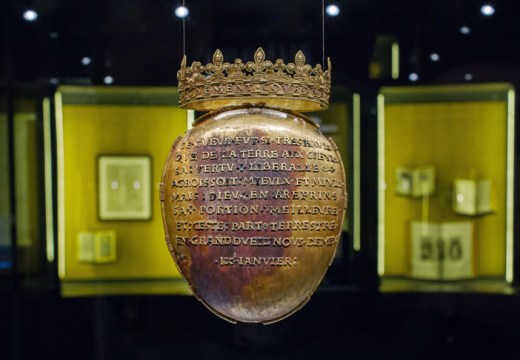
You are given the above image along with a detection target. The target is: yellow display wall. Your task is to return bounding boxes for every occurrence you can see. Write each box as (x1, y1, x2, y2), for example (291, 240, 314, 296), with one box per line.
(379, 84, 514, 279)
(56, 87, 187, 285)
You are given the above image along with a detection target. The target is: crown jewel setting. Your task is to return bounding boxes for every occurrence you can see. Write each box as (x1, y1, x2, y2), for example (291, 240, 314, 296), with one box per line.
(177, 47, 331, 112)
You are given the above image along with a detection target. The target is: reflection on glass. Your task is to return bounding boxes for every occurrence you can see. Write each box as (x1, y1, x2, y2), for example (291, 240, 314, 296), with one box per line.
(480, 5, 495, 16)
(175, 6, 189, 18)
(326, 5, 340, 17)
(460, 26, 471, 34)
(0, 111, 12, 270)
(23, 9, 38, 22)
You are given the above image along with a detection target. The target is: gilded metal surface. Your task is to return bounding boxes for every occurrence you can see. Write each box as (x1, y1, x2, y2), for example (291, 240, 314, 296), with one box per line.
(177, 48, 331, 112)
(161, 106, 347, 323)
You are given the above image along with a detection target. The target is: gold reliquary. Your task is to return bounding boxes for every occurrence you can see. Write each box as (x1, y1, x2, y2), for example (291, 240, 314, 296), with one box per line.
(160, 48, 346, 324)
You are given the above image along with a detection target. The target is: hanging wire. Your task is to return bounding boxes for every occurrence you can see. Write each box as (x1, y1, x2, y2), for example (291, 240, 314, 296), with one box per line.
(181, 1, 325, 64)
(322, 0, 325, 67)
(182, 0, 186, 57)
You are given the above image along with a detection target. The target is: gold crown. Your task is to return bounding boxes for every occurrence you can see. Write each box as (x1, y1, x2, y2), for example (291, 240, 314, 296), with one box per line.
(177, 47, 331, 112)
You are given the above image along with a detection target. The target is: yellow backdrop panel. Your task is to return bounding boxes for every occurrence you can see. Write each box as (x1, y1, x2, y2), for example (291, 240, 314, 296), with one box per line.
(61, 104, 186, 280)
(384, 101, 507, 276)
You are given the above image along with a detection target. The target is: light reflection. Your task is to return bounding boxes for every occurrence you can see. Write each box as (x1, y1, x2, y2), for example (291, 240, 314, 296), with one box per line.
(430, 53, 440, 62)
(460, 26, 471, 35)
(175, 6, 189, 18)
(23, 9, 38, 22)
(81, 57, 92, 66)
(104, 76, 114, 85)
(481, 4, 495, 16)
(408, 73, 419, 82)
(326, 4, 340, 16)
(464, 73, 473, 81)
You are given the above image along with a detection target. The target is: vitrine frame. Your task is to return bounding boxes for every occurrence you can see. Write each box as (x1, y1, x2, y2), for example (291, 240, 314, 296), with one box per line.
(377, 83, 515, 286)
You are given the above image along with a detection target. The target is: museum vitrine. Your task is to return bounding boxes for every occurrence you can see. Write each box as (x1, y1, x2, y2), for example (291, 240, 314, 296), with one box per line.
(54, 86, 190, 296)
(0, 93, 11, 276)
(0, 87, 47, 285)
(377, 83, 515, 292)
(5, 87, 52, 288)
(49, 85, 360, 297)
(308, 87, 360, 285)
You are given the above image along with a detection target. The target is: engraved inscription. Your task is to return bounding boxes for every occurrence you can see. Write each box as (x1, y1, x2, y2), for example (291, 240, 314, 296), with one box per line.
(167, 132, 345, 268)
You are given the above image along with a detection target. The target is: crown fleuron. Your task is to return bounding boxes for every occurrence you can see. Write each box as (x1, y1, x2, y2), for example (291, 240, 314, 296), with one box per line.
(177, 48, 331, 112)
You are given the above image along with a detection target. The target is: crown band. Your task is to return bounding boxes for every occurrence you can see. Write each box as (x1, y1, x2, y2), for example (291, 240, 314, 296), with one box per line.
(177, 48, 331, 112)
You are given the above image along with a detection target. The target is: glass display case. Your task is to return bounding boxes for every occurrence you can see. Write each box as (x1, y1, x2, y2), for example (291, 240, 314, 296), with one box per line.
(7, 86, 52, 289)
(54, 86, 190, 296)
(308, 87, 360, 285)
(0, 93, 11, 276)
(377, 83, 515, 292)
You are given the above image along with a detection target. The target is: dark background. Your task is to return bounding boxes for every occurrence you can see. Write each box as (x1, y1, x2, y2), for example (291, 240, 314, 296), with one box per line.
(3, 0, 520, 359)
(3, 0, 520, 88)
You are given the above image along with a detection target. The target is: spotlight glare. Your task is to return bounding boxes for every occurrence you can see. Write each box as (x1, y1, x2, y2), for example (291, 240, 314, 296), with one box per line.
(104, 76, 114, 85)
(23, 9, 38, 22)
(408, 73, 419, 82)
(175, 6, 189, 18)
(81, 57, 92, 66)
(481, 4, 495, 16)
(430, 53, 440, 62)
(326, 4, 340, 16)
(460, 26, 471, 35)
